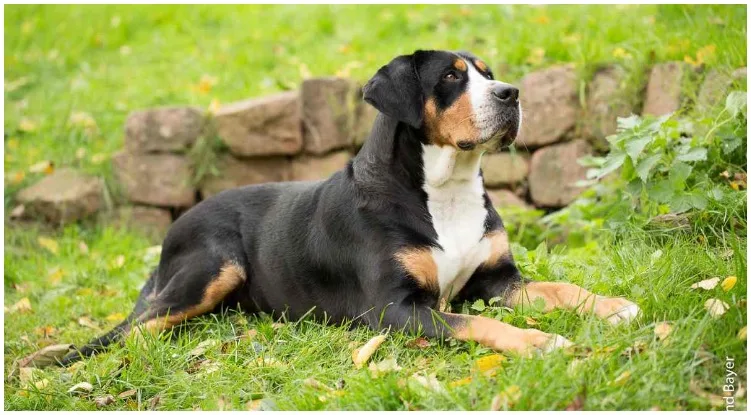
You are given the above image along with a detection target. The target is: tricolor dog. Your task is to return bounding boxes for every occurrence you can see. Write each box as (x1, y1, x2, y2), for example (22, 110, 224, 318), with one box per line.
(62, 50, 639, 364)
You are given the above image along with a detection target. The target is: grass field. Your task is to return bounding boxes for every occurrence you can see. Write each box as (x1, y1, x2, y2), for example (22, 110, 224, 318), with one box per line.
(4, 4, 748, 410)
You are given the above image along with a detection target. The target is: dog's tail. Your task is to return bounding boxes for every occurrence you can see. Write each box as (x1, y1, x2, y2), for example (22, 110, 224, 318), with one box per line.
(59, 270, 158, 366)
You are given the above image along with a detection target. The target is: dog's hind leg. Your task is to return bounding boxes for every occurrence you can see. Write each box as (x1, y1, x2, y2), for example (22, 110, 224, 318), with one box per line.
(59, 271, 159, 366)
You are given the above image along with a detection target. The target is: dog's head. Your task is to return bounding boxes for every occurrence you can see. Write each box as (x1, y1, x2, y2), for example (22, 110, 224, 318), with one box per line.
(363, 50, 521, 152)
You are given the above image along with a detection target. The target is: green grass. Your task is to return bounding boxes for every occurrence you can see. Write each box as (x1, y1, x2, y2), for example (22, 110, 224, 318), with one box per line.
(4, 4, 747, 411)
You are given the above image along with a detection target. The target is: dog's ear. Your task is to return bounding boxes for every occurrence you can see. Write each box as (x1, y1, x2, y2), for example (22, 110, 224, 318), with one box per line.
(362, 54, 423, 129)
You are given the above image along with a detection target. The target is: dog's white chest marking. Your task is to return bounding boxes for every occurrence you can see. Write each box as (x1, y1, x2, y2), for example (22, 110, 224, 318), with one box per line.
(422, 145, 492, 301)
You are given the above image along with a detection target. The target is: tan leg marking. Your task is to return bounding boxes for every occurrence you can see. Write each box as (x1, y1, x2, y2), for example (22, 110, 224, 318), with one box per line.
(506, 282, 640, 324)
(451, 313, 571, 355)
(481, 229, 510, 268)
(138, 262, 247, 334)
(394, 247, 439, 294)
(423, 95, 479, 148)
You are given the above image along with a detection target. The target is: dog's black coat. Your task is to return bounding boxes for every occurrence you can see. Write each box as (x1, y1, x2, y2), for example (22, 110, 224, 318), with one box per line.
(61, 50, 523, 364)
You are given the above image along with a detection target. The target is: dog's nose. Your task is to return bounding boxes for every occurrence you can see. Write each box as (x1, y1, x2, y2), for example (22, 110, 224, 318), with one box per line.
(492, 84, 519, 104)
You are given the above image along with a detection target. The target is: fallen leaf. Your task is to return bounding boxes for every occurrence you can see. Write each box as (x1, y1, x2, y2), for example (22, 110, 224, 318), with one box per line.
(38, 237, 59, 254)
(34, 326, 57, 338)
(148, 394, 161, 410)
(239, 329, 258, 340)
(10, 171, 25, 184)
(19, 118, 38, 133)
(405, 337, 431, 349)
(491, 385, 521, 410)
(448, 376, 472, 387)
(29, 160, 54, 175)
(271, 322, 285, 330)
(611, 370, 631, 386)
(721, 276, 737, 292)
(738, 326, 747, 341)
(78, 316, 99, 329)
(303, 378, 334, 392)
(68, 382, 93, 394)
(474, 354, 506, 376)
(704, 298, 729, 318)
(17, 343, 74, 368)
(525, 316, 539, 326)
(368, 356, 402, 378)
(189, 339, 219, 357)
(118, 389, 137, 399)
(622, 340, 648, 357)
(94, 394, 115, 407)
(690, 277, 720, 290)
(411, 373, 443, 392)
(195, 74, 218, 94)
(654, 322, 673, 342)
(47, 267, 64, 285)
(19, 367, 43, 385)
(6, 297, 32, 314)
(105, 312, 126, 322)
(352, 334, 387, 368)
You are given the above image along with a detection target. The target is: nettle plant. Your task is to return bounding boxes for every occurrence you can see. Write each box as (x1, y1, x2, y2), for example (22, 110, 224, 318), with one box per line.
(579, 91, 747, 218)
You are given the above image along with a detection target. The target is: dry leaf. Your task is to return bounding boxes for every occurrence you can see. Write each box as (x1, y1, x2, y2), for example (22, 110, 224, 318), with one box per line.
(411, 373, 443, 392)
(448, 376, 472, 387)
(491, 385, 521, 410)
(47, 267, 64, 285)
(189, 339, 219, 357)
(737, 326, 747, 341)
(525, 316, 539, 326)
(622, 340, 648, 357)
(654, 322, 673, 342)
(68, 382, 93, 394)
(118, 389, 137, 399)
(690, 277, 720, 290)
(78, 316, 98, 329)
(34, 326, 57, 338)
(405, 337, 431, 349)
(105, 312, 126, 322)
(94, 394, 115, 407)
(7, 297, 32, 314)
(474, 354, 506, 376)
(38, 237, 59, 254)
(721, 276, 737, 292)
(17, 343, 74, 368)
(352, 334, 387, 368)
(19, 118, 38, 133)
(611, 370, 631, 386)
(29, 160, 54, 175)
(368, 357, 401, 378)
(303, 378, 334, 392)
(19, 367, 43, 385)
(704, 299, 729, 318)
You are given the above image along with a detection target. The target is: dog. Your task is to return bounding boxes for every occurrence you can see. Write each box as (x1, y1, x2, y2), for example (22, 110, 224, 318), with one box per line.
(61, 50, 639, 365)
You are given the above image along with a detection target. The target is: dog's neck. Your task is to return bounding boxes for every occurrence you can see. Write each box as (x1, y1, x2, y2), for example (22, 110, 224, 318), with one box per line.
(421, 145, 483, 188)
(352, 113, 484, 190)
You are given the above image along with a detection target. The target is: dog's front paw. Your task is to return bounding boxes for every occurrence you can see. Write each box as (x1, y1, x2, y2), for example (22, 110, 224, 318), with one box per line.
(521, 329, 573, 355)
(594, 297, 640, 325)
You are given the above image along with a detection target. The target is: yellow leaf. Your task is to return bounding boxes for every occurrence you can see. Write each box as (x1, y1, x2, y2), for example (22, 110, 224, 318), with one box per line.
(474, 354, 506, 375)
(524, 316, 538, 326)
(19, 118, 38, 133)
(7, 297, 32, 314)
(195, 74, 218, 94)
(29, 160, 53, 174)
(11, 171, 25, 184)
(47, 267, 64, 285)
(612, 370, 631, 386)
(704, 298, 729, 318)
(34, 326, 57, 337)
(654, 321, 673, 341)
(38, 237, 59, 254)
(730, 182, 740, 191)
(738, 326, 747, 341)
(721, 276, 737, 292)
(106, 312, 126, 322)
(111, 255, 126, 269)
(612, 47, 632, 59)
(77, 316, 98, 329)
(352, 334, 387, 368)
(448, 376, 472, 387)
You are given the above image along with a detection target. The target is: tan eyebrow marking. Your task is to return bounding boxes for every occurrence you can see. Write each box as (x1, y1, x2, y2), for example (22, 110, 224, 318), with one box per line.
(453, 58, 468, 71)
(475, 60, 488, 72)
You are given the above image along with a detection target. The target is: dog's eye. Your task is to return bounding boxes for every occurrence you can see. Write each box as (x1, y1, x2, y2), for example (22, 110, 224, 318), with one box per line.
(443, 72, 459, 82)
(485, 72, 493, 80)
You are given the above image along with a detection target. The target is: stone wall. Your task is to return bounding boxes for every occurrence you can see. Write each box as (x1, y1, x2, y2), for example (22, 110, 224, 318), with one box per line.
(14, 62, 745, 239)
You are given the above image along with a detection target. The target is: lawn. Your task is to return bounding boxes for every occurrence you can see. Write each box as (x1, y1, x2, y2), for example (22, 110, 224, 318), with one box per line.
(4, 4, 748, 410)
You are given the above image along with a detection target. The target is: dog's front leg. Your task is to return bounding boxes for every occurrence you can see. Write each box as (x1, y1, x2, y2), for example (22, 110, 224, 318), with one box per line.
(369, 304, 570, 355)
